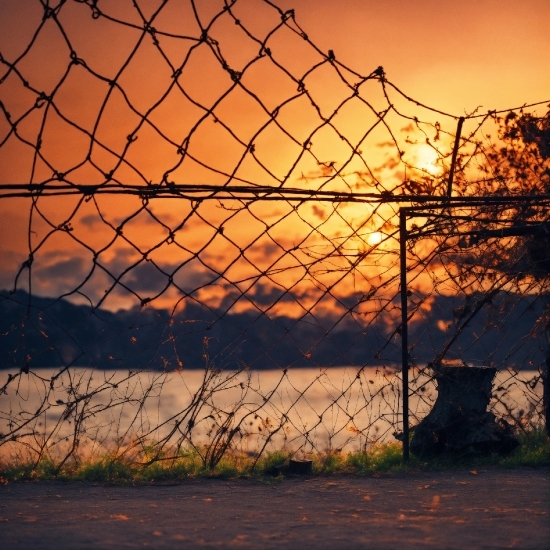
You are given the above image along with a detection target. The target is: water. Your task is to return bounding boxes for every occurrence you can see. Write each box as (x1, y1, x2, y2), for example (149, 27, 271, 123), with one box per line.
(0, 367, 542, 459)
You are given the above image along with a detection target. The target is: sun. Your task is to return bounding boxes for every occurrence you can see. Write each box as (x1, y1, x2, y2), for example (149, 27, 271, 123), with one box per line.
(367, 231, 383, 246)
(414, 144, 442, 175)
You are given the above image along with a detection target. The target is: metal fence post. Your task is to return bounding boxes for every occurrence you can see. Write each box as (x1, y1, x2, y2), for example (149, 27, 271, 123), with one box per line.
(447, 116, 465, 198)
(400, 208, 410, 462)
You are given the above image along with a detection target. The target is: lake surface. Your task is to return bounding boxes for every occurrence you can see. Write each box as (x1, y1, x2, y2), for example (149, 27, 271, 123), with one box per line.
(0, 367, 542, 459)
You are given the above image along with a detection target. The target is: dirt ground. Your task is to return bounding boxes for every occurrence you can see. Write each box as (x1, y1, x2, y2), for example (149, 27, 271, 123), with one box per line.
(0, 467, 548, 549)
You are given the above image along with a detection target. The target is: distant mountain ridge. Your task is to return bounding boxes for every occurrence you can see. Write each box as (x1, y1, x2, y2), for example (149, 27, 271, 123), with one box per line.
(0, 290, 546, 371)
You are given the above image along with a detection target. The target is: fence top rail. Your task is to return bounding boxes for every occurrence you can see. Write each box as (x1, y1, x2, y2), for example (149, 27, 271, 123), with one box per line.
(401, 197, 550, 213)
(2, 183, 550, 206)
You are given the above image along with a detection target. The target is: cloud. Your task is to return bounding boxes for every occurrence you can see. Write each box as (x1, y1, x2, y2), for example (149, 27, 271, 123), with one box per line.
(36, 257, 86, 281)
(119, 261, 170, 293)
(0, 243, 215, 308)
(249, 283, 296, 307)
(246, 241, 281, 261)
(0, 250, 27, 290)
(311, 205, 326, 220)
(30, 256, 90, 297)
(80, 214, 101, 227)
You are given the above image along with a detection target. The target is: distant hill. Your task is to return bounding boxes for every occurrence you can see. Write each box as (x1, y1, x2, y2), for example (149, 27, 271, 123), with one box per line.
(0, 290, 546, 371)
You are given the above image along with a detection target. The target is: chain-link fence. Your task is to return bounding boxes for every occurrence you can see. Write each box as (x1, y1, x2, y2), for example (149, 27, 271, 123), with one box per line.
(399, 198, 550, 458)
(0, 0, 548, 469)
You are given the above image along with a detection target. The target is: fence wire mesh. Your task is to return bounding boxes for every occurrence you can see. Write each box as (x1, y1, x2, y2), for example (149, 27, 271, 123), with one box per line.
(0, 0, 548, 469)
(401, 200, 550, 441)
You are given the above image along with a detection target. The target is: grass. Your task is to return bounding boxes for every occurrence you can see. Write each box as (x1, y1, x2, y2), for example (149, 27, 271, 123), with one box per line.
(1, 429, 548, 484)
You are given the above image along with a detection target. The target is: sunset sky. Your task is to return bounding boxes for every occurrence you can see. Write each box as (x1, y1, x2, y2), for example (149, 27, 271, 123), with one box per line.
(279, 0, 549, 114)
(0, 0, 548, 313)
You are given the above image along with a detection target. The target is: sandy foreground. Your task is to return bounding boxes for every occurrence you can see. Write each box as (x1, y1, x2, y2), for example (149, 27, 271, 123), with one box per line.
(0, 467, 548, 549)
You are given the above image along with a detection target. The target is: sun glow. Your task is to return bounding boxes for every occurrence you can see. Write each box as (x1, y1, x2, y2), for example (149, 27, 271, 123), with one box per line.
(414, 144, 443, 176)
(367, 231, 383, 246)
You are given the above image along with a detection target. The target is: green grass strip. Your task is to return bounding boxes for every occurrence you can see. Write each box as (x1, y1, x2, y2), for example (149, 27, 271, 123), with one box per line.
(1, 429, 548, 484)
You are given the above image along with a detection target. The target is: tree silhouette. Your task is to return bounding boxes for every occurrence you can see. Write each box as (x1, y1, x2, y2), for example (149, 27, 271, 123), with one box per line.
(454, 108, 550, 435)
(409, 109, 550, 456)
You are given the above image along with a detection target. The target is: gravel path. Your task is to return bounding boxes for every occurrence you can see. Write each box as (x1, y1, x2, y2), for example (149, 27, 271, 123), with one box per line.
(1, 467, 548, 549)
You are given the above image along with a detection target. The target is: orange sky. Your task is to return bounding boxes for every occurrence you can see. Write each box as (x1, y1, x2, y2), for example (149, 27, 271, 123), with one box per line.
(0, 0, 548, 312)
(277, 0, 550, 115)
